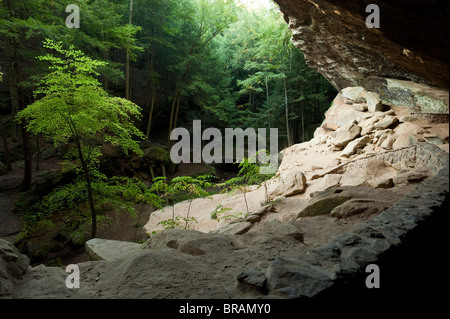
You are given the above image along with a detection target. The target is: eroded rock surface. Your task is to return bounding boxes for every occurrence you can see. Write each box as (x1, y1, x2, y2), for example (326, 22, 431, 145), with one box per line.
(3, 88, 448, 300)
(274, 0, 449, 108)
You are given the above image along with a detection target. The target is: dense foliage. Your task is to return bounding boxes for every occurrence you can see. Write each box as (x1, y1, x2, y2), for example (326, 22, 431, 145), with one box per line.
(1, 0, 335, 148)
(0, 0, 336, 241)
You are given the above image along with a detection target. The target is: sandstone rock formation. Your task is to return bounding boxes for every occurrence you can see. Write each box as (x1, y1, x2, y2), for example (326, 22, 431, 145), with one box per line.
(2, 85, 448, 300)
(0, 239, 29, 296)
(274, 0, 449, 112)
(267, 170, 307, 199)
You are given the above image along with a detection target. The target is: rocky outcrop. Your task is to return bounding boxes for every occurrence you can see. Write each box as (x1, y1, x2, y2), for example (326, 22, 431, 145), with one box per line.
(2, 85, 448, 300)
(85, 238, 141, 261)
(0, 239, 29, 296)
(267, 170, 307, 199)
(275, 0, 449, 113)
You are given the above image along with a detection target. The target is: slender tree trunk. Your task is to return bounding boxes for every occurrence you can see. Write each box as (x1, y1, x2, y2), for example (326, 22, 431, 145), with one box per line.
(103, 49, 110, 91)
(251, 91, 255, 111)
(0, 115, 12, 171)
(173, 92, 182, 133)
(264, 180, 268, 203)
(126, 51, 130, 99)
(265, 78, 270, 128)
(166, 89, 180, 150)
(8, 62, 19, 120)
(35, 135, 40, 171)
(20, 121, 32, 191)
(146, 52, 157, 139)
(301, 102, 305, 142)
(243, 190, 249, 215)
(161, 164, 167, 179)
(185, 199, 194, 229)
(76, 140, 97, 238)
(125, 0, 134, 100)
(283, 75, 291, 147)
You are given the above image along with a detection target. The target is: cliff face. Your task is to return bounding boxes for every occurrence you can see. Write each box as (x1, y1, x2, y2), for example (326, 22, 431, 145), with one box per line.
(274, 0, 449, 111)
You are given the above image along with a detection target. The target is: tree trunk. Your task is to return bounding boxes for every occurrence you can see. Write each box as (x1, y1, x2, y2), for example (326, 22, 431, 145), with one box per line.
(126, 51, 130, 100)
(173, 92, 182, 133)
(20, 121, 32, 191)
(6, 31, 33, 191)
(0, 115, 12, 171)
(264, 180, 268, 204)
(166, 89, 180, 150)
(35, 135, 40, 171)
(8, 61, 19, 120)
(265, 77, 270, 128)
(125, 0, 134, 100)
(243, 190, 249, 215)
(145, 52, 157, 139)
(283, 75, 291, 147)
(301, 102, 305, 142)
(103, 49, 110, 91)
(185, 199, 194, 229)
(76, 140, 97, 238)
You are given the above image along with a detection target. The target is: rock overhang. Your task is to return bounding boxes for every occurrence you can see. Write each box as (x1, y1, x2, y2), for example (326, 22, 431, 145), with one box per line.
(274, 0, 449, 112)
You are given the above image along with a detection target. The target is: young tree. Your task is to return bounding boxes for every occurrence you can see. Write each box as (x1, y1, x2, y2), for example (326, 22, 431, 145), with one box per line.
(149, 175, 213, 231)
(0, 67, 12, 172)
(17, 39, 145, 238)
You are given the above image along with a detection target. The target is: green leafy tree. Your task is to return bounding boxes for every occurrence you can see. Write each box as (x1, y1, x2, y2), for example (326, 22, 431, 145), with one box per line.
(17, 39, 145, 238)
(165, 0, 237, 149)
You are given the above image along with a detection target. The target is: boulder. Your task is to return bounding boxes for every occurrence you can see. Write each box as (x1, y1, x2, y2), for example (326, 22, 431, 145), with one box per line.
(251, 219, 304, 242)
(341, 87, 367, 103)
(330, 199, 391, 219)
(341, 135, 371, 158)
(330, 121, 362, 149)
(100, 142, 124, 159)
(375, 178, 395, 189)
(213, 222, 253, 236)
(266, 257, 334, 298)
(268, 170, 307, 199)
(0, 239, 30, 296)
(319, 174, 342, 190)
(381, 134, 397, 150)
(423, 133, 447, 145)
(142, 146, 169, 166)
(360, 115, 382, 136)
(244, 205, 276, 223)
(236, 268, 268, 295)
(351, 104, 368, 112)
(85, 238, 141, 261)
(41, 143, 66, 160)
(366, 92, 384, 112)
(297, 188, 352, 218)
(393, 170, 430, 185)
(144, 229, 238, 254)
(0, 161, 7, 175)
(322, 96, 362, 130)
(374, 116, 399, 130)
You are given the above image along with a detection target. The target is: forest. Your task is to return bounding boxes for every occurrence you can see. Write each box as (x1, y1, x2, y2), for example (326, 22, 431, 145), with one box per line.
(0, 0, 336, 254)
